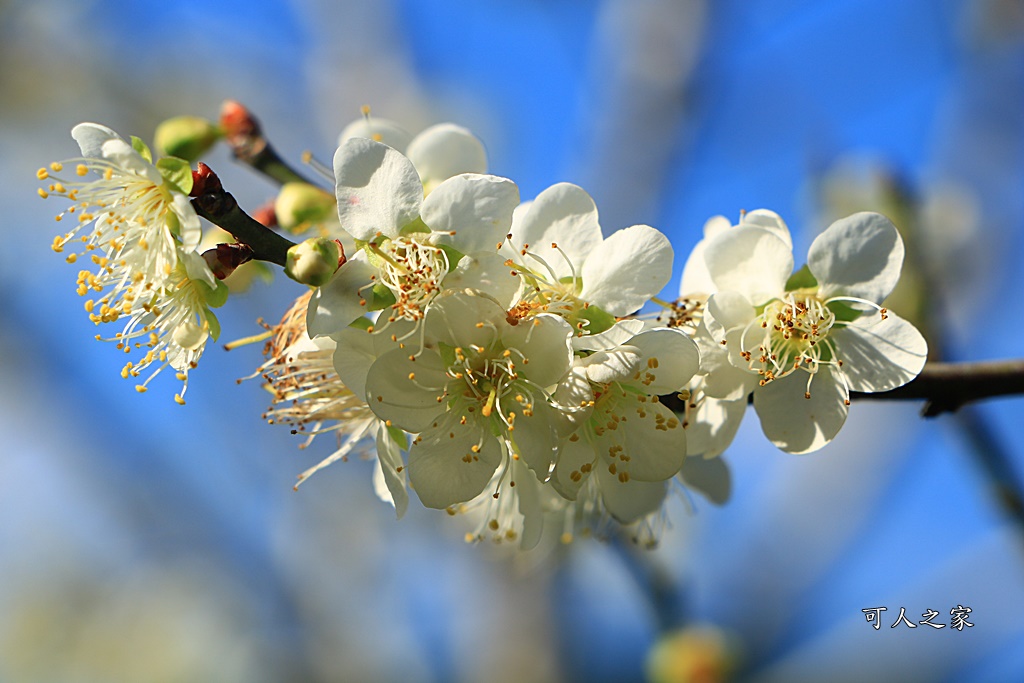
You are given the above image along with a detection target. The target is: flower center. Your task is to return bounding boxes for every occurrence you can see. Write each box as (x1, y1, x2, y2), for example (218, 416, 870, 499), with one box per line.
(368, 236, 449, 323)
(738, 293, 838, 386)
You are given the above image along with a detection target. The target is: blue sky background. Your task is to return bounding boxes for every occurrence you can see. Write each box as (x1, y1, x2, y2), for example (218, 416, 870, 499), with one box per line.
(1, 1, 1023, 681)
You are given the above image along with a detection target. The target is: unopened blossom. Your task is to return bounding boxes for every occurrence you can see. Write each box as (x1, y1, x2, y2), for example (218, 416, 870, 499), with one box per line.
(307, 137, 520, 337)
(501, 182, 674, 334)
(701, 211, 928, 453)
(363, 291, 574, 509)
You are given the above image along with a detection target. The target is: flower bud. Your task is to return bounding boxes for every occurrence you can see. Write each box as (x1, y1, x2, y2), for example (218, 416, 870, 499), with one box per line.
(154, 116, 221, 161)
(645, 626, 739, 683)
(285, 237, 345, 287)
(274, 182, 336, 234)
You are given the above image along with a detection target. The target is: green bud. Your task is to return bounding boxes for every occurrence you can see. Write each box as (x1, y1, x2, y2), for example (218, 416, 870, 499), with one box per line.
(154, 116, 221, 162)
(275, 182, 336, 234)
(285, 237, 344, 287)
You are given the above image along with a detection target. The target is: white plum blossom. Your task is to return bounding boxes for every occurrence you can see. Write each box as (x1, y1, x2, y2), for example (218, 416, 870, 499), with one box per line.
(550, 322, 700, 522)
(43, 123, 222, 401)
(701, 212, 928, 453)
(307, 137, 520, 337)
(501, 182, 675, 333)
(363, 291, 574, 509)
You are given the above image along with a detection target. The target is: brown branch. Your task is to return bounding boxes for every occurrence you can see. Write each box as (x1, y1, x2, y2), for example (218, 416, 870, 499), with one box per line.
(852, 359, 1024, 417)
(192, 189, 295, 267)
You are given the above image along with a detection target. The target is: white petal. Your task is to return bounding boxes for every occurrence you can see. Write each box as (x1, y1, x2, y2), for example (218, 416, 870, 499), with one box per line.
(375, 425, 409, 519)
(605, 398, 686, 481)
(551, 433, 595, 500)
(679, 215, 731, 297)
(572, 319, 646, 352)
(506, 400, 560, 477)
(425, 291, 505, 349)
(406, 123, 488, 185)
(702, 291, 756, 346)
(421, 174, 519, 254)
(808, 212, 904, 304)
(337, 116, 412, 152)
(444, 251, 522, 309)
(502, 313, 574, 388)
(580, 225, 674, 316)
(684, 395, 746, 457)
(364, 348, 447, 433)
(176, 251, 213, 293)
(704, 226, 793, 305)
(679, 455, 731, 505)
(627, 328, 700, 394)
(740, 209, 792, 248)
(71, 122, 122, 159)
(511, 182, 602, 280)
(305, 253, 376, 337)
(334, 137, 423, 241)
(512, 460, 544, 551)
(597, 467, 667, 523)
(550, 366, 594, 436)
(407, 421, 502, 509)
(831, 311, 928, 392)
(171, 194, 202, 251)
(579, 346, 642, 385)
(330, 326, 377, 401)
(753, 368, 848, 454)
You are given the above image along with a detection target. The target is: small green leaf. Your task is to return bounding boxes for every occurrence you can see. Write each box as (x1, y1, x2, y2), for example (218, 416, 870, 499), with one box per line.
(399, 217, 430, 235)
(130, 136, 153, 163)
(785, 264, 818, 291)
(156, 156, 194, 195)
(204, 308, 222, 342)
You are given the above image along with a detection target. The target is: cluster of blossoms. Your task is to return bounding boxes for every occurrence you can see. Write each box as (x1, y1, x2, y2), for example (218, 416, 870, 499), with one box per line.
(43, 111, 928, 548)
(42, 124, 227, 403)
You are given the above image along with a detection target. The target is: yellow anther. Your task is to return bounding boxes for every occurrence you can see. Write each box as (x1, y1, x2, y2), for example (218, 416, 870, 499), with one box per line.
(174, 394, 186, 405)
(135, 385, 148, 393)
(76, 164, 88, 176)
(36, 168, 49, 180)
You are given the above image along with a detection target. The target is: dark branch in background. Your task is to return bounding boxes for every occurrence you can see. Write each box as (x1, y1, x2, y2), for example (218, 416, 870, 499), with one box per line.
(220, 100, 318, 186)
(663, 359, 1024, 415)
(852, 359, 1024, 416)
(190, 163, 295, 267)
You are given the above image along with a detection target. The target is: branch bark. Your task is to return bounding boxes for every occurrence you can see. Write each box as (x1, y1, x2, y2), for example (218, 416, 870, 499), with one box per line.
(191, 190, 295, 267)
(852, 359, 1024, 416)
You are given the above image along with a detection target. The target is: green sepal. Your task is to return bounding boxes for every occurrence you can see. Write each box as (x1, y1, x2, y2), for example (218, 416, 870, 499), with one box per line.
(365, 282, 397, 311)
(203, 308, 222, 342)
(438, 244, 465, 268)
(577, 304, 616, 335)
(785, 264, 818, 291)
(156, 156, 194, 195)
(827, 300, 864, 323)
(131, 136, 153, 163)
(387, 425, 409, 449)
(438, 342, 456, 368)
(348, 316, 374, 331)
(197, 278, 229, 309)
(399, 217, 430, 235)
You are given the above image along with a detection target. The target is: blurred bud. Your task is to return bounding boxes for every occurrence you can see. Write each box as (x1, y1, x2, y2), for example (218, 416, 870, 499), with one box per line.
(251, 200, 278, 228)
(645, 626, 739, 683)
(285, 237, 345, 287)
(220, 100, 260, 140)
(338, 106, 412, 151)
(154, 116, 222, 161)
(274, 182, 336, 234)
